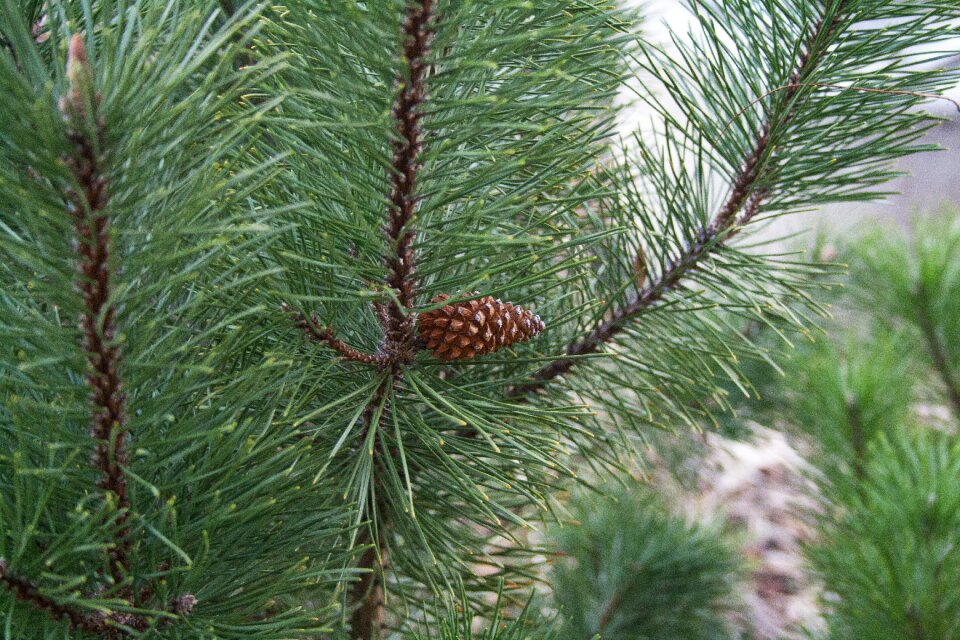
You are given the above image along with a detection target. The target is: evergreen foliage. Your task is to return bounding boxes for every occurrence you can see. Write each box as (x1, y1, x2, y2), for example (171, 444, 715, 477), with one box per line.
(850, 213, 960, 422)
(0, 0, 958, 638)
(768, 213, 960, 638)
(549, 489, 742, 640)
(0, 4, 348, 638)
(811, 430, 960, 639)
(412, 590, 556, 640)
(785, 212, 960, 484)
(788, 331, 916, 481)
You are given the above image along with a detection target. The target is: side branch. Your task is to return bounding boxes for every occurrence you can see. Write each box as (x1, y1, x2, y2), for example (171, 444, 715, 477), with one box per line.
(1, 558, 196, 635)
(0, 560, 102, 634)
(916, 288, 960, 420)
(515, 7, 845, 394)
(282, 304, 389, 364)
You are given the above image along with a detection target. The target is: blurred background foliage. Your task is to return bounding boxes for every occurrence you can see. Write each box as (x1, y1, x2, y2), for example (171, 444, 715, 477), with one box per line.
(568, 208, 960, 639)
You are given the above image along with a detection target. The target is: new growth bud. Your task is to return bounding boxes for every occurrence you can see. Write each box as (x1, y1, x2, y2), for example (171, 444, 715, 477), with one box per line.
(60, 34, 98, 123)
(634, 245, 648, 289)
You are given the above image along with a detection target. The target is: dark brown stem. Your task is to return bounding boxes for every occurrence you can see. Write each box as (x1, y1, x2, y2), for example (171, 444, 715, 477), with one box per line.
(350, 3, 435, 637)
(283, 304, 390, 365)
(381, 0, 434, 361)
(10, 37, 198, 638)
(63, 88, 133, 597)
(845, 397, 867, 480)
(916, 288, 960, 421)
(1, 558, 192, 637)
(0, 559, 105, 634)
(350, 521, 388, 639)
(351, 379, 392, 639)
(595, 587, 627, 634)
(513, 6, 846, 395)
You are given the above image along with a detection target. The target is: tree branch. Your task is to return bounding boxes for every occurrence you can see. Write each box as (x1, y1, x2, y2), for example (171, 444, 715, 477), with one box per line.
(0, 559, 105, 635)
(513, 5, 847, 396)
(350, 2, 436, 637)
(845, 397, 867, 480)
(4, 36, 201, 637)
(350, 497, 389, 640)
(283, 304, 390, 364)
(61, 34, 133, 598)
(595, 586, 627, 635)
(380, 0, 434, 363)
(1, 558, 194, 637)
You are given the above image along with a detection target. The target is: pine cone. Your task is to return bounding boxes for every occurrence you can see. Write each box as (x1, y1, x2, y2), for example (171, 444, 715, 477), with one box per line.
(418, 294, 544, 361)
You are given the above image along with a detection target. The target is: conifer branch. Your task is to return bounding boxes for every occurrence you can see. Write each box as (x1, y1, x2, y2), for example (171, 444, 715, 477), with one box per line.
(351, 2, 436, 636)
(596, 587, 627, 634)
(37, 37, 199, 636)
(0, 558, 198, 636)
(61, 34, 133, 597)
(0, 559, 103, 634)
(515, 4, 847, 395)
(282, 304, 389, 364)
(845, 397, 867, 480)
(381, 0, 434, 362)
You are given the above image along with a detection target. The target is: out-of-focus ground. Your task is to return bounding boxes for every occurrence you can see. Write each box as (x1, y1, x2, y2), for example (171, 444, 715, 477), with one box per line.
(692, 428, 824, 639)
(618, 3, 960, 638)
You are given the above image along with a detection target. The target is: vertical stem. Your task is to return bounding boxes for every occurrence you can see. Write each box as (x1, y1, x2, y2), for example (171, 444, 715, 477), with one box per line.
(62, 35, 131, 598)
(845, 397, 867, 480)
(350, 525, 388, 639)
(350, 3, 435, 637)
(382, 0, 434, 358)
(351, 382, 391, 639)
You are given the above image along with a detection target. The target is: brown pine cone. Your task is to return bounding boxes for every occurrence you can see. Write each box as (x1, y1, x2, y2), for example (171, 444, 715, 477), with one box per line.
(418, 294, 544, 361)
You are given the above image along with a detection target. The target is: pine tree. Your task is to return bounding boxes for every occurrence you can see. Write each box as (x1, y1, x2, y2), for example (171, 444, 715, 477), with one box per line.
(815, 430, 960, 639)
(1, 1, 959, 639)
(550, 488, 743, 640)
(851, 213, 960, 422)
(775, 212, 960, 637)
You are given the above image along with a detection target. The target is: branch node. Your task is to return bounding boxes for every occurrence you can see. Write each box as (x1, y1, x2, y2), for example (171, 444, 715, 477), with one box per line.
(171, 594, 198, 617)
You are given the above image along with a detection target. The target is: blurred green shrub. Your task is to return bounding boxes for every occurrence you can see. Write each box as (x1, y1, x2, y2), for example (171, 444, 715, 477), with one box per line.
(414, 589, 556, 640)
(550, 488, 743, 640)
(850, 212, 960, 421)
(787, 330, 916, 483)
(779, 212, 960, 639)
(811, 430, 960, 639)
